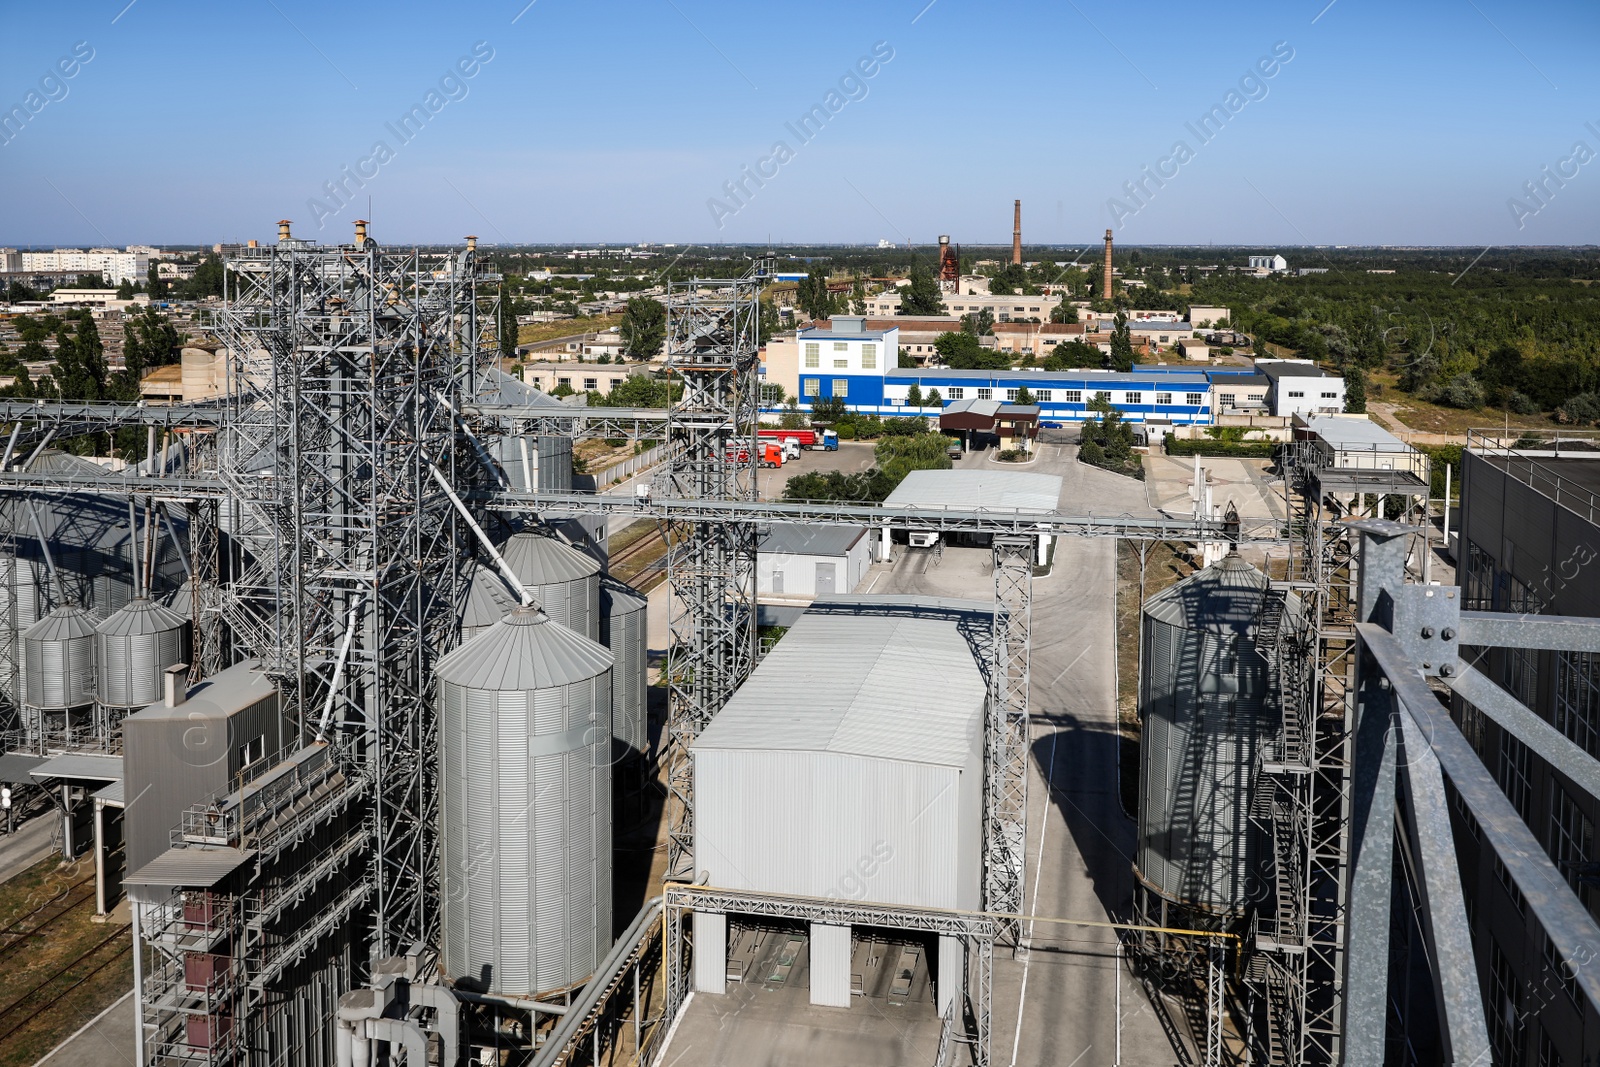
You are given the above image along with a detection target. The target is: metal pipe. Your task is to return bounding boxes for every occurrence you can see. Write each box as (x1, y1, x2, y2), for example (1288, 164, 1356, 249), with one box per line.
(427, 462, 535, 607)
(25, 499, 60, 601)
(532, 896, 666, 1066)
(1442, 462, 1452, 551)
(452, 988, 569, 1015)
(0, 423, 21, 470)
(19, 425, 59, 471)
(316, 601, 363, 740)
(127, 497, 142, 599)
(160, 507, 192, 580)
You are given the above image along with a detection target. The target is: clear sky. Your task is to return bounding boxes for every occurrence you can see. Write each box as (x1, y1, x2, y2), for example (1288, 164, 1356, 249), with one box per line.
(1, 0, 1596, 248)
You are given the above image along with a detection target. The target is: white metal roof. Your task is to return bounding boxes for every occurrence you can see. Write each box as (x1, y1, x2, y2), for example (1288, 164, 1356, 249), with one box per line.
(759, 523, 865, 558)
(1304, 415, 1410, 451)
(883, 468, 1062, 512)
(693, 612, 986, 767)
(124, 845, 256, 888)
(30, 752, 123, 782)
(943, 396, 1002, 419)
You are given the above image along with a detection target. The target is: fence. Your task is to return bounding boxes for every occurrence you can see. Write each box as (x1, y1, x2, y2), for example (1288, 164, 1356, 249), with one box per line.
(592, 443, 667, 489)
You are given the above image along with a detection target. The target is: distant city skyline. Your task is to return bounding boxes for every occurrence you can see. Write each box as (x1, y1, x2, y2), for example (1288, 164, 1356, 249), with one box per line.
(1, 0, 1596, 247)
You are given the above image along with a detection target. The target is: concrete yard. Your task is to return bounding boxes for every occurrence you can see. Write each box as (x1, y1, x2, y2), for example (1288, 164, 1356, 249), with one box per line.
(1144, 453, 1286, 521)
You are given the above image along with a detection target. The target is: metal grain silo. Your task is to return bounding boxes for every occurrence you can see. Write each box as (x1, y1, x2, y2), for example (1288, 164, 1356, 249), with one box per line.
(600, 576, 649, 760)
(500, 532, 600, 640)
(437, 607, 615, 997)
(460, 563, 518, 641)
(95, 597, 190, 709)
(23, 603, 98, 710)
(0, 553, 43, 704)
(1136, 553, 1285, 917)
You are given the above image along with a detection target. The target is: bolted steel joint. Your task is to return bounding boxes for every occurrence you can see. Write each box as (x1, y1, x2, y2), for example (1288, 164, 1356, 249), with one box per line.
(1441, 627, 1456, 641)
(1421, 626, 1435, 639)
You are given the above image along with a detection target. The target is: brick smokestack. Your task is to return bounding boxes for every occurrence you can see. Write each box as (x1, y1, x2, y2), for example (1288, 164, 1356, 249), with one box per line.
(1102, 228, 1114, 300)
(1012, 200, 1022, 265)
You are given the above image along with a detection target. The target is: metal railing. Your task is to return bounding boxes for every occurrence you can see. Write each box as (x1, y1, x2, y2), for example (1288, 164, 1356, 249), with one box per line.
(1467, 427, 1600, 523)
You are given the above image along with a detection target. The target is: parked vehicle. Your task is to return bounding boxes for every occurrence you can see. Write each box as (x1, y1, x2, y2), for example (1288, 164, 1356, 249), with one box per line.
(757, 427, 838, 451)
(944, 437, 964, 460)
(723, 441, 786, 468)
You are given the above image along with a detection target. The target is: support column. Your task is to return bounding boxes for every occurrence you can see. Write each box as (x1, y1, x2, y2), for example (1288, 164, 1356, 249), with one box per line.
(880, 523, 891, 564)
(93, 798, 106, 916)
(937, 934, 962, 1016)
(692, 911, 727, 994)
(809, 922, 851, 1008)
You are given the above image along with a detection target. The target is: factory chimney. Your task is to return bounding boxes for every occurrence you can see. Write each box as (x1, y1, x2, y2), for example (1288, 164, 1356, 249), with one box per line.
(1102, 228, 1114, 300)
(354, 219, 368, 246)
(278, 219, 292, 244)
(1012, 200, 1022, 265)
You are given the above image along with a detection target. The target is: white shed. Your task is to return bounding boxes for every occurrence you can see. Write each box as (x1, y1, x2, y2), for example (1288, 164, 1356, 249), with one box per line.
(691, 608, 987, 1011)
(757, 523, 871, 600)
(880, 468, 1062, 564)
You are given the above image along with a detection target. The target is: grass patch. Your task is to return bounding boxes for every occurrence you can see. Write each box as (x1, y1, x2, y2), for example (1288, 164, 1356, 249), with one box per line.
(516, 313, 625, 348)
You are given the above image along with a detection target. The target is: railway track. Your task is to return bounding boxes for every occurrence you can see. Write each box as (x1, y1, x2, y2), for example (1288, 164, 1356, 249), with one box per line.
(0, 871, 98, 969)
(0, 924, 132, 1045)
(608, 528, 669, 591)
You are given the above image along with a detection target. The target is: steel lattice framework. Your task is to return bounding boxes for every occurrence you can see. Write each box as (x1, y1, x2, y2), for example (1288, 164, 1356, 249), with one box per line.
(986, 536, 1032, 945)
(208, 236, 491, 964)
(660, 258, 772, 879)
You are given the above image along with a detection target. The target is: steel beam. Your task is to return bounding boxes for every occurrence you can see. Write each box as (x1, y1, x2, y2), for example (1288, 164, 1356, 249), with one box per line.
(1393, 707, 1493, 1065)
(1447, 663, 1600, 801)
(1358, 623, 1600, 1012)
(1456, 610, 1600, 653)
(985, 537, 1030, 947)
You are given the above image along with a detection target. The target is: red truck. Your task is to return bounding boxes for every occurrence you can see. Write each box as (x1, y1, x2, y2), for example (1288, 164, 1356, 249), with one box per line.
(757, 427, 839, 452)
(723, 442, 785, 468)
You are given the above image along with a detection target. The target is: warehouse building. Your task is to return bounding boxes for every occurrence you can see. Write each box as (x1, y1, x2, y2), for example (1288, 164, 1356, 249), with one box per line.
(690, 604, 987, 1011)
(756, 524, 871, 602)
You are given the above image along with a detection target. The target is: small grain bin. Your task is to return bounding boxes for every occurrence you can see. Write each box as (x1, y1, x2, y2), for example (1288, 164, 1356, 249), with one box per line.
(95, 597, 190, 709)
(1136, 553, 1288, 917)
(437, 607, 614, 997)
(23, 603, 99, 710)
(499, 532, 600, 640)
(600, 576, 649, 760)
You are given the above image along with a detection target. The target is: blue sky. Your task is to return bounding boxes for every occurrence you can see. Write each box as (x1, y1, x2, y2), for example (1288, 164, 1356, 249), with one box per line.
(1, 0, 1596, 247)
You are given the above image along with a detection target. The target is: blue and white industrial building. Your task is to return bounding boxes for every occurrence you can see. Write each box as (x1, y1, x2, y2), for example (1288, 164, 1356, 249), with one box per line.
(773, 317, 1346, 427)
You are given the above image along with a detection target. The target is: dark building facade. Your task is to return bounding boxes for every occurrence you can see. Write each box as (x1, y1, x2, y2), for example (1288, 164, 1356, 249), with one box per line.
(1453, 446, 1600, 1066)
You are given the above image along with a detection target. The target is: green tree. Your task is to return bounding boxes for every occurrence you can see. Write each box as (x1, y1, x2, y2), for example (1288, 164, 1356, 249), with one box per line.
(797, 268, 836, 322)
(1043, 340, 1104, 370)
(1050, 302, 1079, 324)
(900, 264, 944, 316)
(146, 262, 168, 300)
(849, 275, 868, 316)
(188, 254, 225, 299)
(608, 372, 676, 407)
(1109, 311, 1135, 372)
(7, 280, 39, 303)
(497, 293, 520, 360)
(960, 308, 995, 337)
(116, 279, 135, 300)
(874, 432, 954, 483)
(905, 382, 924, 407)
(934, 331, 1009, 370)
(986, 263, 1032, 297)
(924, 388, 943, 405)
(620, 296, 667, 360)
(118, 307, 181, 397)
(49, 311, 109, 400)
(809, 396, 848, 423)
(1014, 386, 1037, 405)
(1344, 366, 1367, 414)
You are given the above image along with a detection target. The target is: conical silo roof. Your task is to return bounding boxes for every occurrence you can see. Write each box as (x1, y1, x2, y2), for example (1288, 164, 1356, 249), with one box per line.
(500, 532, 601, 586)
(462, 563, 519, 631)
(96, 597, 188, 637)
(1143, 553, 1270, 636)
(437, 607, 613, 691)
(24, 602, 100, 641)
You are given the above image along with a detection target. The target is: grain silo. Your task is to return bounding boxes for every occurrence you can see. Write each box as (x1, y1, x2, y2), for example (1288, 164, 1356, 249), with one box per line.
(460, 562, 519, 641)
(23, 602, 98, 711)
(437, 606, 615, 997)
(1135, 553, 1286, 920)
(500, 532, 600, 640)
(95, 597, 190, 709)
(599, 576, 648, 760)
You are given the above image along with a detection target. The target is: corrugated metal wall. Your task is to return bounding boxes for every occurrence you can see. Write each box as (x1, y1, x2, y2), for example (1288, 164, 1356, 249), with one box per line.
(693, 747, 979, 911)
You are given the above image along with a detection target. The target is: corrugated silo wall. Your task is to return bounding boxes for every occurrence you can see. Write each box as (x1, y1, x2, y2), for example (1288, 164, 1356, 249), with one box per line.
(600, 583, 648, 758)
(1135, 611, 1271, 915)
(439, 672, 612, 996)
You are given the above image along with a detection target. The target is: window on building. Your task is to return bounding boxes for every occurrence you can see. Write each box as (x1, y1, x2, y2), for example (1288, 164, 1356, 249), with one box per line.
(804, 343, 820, 368)
(583, 378, 598, 391)
(1156, 392, 1173, 405)
(1005, 389, 1019, 401)
(1036, 389, 1052, 402)
(1186, 392, 1204, 405)
(1550, 783, 1594, 904)
(1288, 390, 1305, 398)
(1543, 930, 1581, 1007)
(1488, 939, 1523, 1065)
(558, 377, 573, 388)
(1321, 391, 1338, 399)
(947, 387, 965, 400)
(1029, 307, 1040, 312)
(1220, 392, 1237, 406)
(861, 343, 876, 369)
(1498, 732, 1535, 824)
(760, 382, 785, 405)
(833, 342, 848, 352)
(804, 379, 820, 396)
(1063, 389, 1082, 404)
(832, 379, 848, 397)
(1537, 1023, 1564, 1067)
(1012, 306, 1024, 312)
(977, 388, 992, 400)
(1556, 651, 1600, 758)
(834, 359, 849, 368)
(1464, 541, 1496, 611)
(1494, 854, 1526, 914)
(1125, 391, 1142, 404)
(1094, 390, 1110, 403)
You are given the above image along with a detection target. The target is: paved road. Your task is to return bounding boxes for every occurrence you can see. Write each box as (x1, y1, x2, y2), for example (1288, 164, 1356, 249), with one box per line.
(868, 444, 1176, 1065)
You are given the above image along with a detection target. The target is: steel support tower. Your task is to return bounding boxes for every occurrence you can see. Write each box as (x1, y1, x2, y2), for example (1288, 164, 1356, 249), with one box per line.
(986, 536, 1032, 945)
(661, 258, 771, 879)
(193, 233, 490, 1048)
